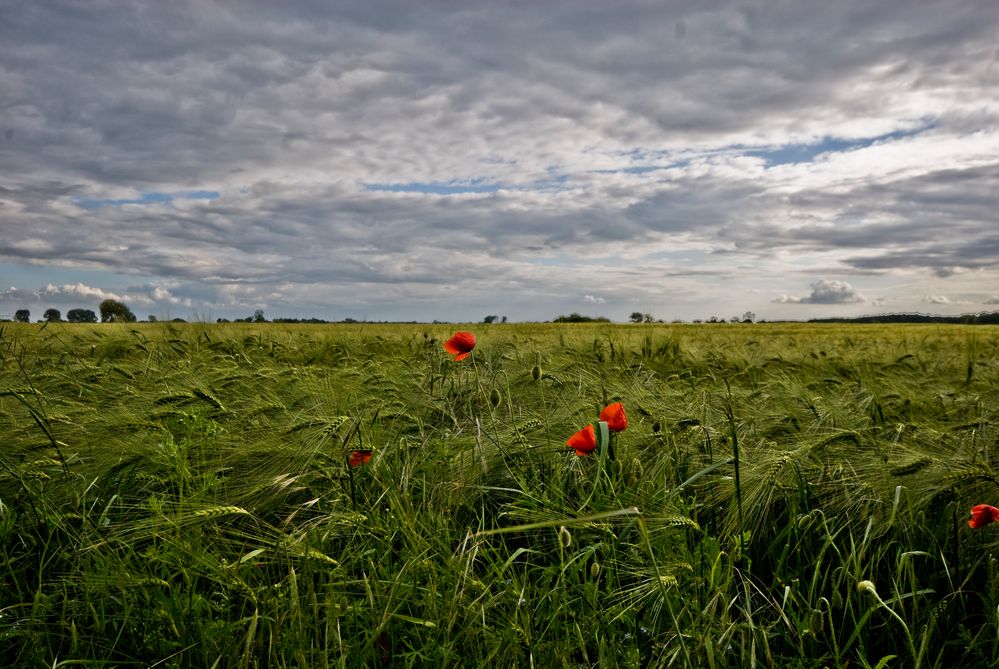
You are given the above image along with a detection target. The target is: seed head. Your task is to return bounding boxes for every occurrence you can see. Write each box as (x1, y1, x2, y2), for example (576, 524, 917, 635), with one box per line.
(857, 580, 878, 596)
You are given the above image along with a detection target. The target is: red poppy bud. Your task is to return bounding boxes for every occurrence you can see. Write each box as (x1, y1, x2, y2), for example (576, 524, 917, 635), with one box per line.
(969, 504, 999, 528)
(599, 402, 628, 432)
(348, 450, 373, 468)
(444, 331, 476, 361)
(566, 424, 597, 456)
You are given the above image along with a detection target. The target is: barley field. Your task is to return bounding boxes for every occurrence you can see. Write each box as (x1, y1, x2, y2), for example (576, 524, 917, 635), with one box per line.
(1, 322, 998, 668)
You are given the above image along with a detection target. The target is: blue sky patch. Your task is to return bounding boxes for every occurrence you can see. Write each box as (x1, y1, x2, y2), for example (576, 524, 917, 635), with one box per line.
(181, 190, 220, 200)
(749, 125, 934, 166)
(75, 190, 219, 209)
(0, 261, 149, 291)
(363, 180, 502, 195)
(363, 175, 575, 195)
(593, 160, 690, 175)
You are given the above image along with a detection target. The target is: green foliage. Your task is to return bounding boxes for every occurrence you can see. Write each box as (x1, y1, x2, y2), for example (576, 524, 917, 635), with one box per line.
(630, 312, 657, 323)
(1, 322, 999, 667)
(99, 298, 136, 323)
(553, 313, 611, 323)
(66, 308, 98, 323)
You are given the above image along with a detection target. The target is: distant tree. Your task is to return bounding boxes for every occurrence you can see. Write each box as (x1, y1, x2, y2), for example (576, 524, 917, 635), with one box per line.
(99, 299, 136, 323)
(742, 311, 756, 324)
(252, 309, 266, 323)
(14, 309, 30, 323)
(272, 317, 330, 324)
(147, 315, 158, 323)
(216, 318, 230, 323)
(501, 316, 508, 324)
(553, 313, 611, 323)
(629, 312, 644, 323)
(67, 308, 98, 323)
(643, 313, 656, 323)
(807, 311, 999, 325)
(43, 308, 62, 322)
(483, 315, 498, 324)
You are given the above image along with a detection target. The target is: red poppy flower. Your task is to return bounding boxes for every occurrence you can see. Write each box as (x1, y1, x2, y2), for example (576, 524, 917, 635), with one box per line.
(348, 450, 372, 468)
(444, 331, 476, 361)
(599, 402, 628, 432)
(968, 504, 999, 528)
(566, 424, 597, 456)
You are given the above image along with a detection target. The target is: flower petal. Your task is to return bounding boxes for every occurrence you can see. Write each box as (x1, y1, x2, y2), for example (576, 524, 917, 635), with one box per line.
(599, 402, 628, 432)
(969, 504, 999, 528)
(348, 450, 373, 468)
(444, 331, 476, 359)
(566, 424, 597, 456)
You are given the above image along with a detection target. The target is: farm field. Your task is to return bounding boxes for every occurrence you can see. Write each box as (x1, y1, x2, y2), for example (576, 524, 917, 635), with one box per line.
(2, 322, 999, 668)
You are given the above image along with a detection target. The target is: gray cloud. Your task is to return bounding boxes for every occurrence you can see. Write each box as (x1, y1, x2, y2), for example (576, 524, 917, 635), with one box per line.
(774, 280, 866, 305)
(0, 281, 197, 311)
(2, 1, 998, 320)
(2, 283, 125, 303)
(923, 294, 974, 306)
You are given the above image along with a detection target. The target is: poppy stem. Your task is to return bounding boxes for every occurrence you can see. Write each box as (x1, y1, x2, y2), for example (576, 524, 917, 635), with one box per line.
(347, 455, 357, 510)
(723, 381, 744, 535)
(579, 422, 613, 510)
(342, 418, 363, 510)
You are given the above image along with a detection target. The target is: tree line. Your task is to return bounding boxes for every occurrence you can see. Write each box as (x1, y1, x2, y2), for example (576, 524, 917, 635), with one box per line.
(809, 311, 999, 324)
(10, 299, 137, 324)
(12, 302, 999, 326)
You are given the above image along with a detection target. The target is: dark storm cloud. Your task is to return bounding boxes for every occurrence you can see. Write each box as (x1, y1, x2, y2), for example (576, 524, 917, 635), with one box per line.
(713, 162, 999, 276)
(1, 1, 998, 319)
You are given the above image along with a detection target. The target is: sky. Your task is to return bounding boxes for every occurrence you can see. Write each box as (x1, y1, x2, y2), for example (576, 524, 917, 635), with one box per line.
(2, 1, 998, 323)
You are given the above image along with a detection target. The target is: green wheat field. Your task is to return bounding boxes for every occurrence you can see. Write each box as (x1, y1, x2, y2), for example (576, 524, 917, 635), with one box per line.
(2, 322, 998, 668)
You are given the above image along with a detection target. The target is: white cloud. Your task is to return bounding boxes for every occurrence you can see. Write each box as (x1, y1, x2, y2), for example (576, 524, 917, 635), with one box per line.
(150, 285, 192, 306)
(922, 294, 973, 306)
(40, 283, 124, 301)
(0, 282, 203, 313)
(583, 294, 606, 303)
(1, 283, 127, 304)
(773, 280, 866, 305)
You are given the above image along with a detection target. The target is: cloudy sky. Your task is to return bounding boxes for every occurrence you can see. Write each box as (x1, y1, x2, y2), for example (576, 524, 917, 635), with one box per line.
(2, 1, 998, 322)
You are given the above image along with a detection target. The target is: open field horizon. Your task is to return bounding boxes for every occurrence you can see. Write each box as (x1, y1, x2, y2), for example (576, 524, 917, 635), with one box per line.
(6, 3, 999, 663)
(2, 322, 999, 667)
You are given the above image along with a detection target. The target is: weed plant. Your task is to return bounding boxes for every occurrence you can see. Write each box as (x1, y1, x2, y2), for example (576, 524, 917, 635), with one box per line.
(1, 322, 998, 667)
